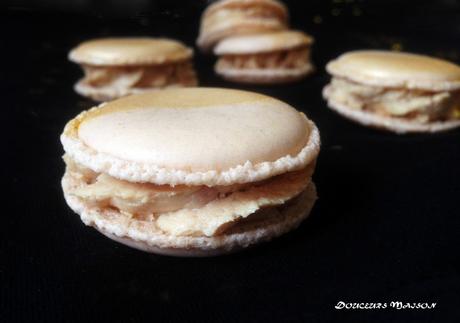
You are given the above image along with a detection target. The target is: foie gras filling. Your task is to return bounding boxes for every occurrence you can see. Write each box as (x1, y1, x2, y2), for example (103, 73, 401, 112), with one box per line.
(326, 77, 460, 122)
(80, 61, 197, 90)
(64, 155, 314, 237)
(217, 47, 310, 70)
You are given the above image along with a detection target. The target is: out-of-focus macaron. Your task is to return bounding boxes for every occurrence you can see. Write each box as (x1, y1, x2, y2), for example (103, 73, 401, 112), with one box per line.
(197, 0, 289, 52)
(214, 30, 314, 84)
(69, 38, 198, 101)
(323, 50, 460, 133)
(60, 88, 320, 256)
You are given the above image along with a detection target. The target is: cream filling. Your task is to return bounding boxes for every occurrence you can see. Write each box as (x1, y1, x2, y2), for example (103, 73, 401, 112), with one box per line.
(64, 156, 314, 237)
(217, 47, 310, 70)
(81, 62, 197, 90)
(327, 77, 460, 122)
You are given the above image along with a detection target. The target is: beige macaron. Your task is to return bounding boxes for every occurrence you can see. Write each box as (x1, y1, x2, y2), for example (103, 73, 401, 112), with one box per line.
(69, 37, 198, 101)
(323, 50, 460, 133)
(60, 88, 320, 256)
(214, 30, 314, 84)
(197, 0, 289, 52)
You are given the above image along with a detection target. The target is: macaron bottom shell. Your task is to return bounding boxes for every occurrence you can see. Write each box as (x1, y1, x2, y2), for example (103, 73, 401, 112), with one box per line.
(215, 63, 314, 84)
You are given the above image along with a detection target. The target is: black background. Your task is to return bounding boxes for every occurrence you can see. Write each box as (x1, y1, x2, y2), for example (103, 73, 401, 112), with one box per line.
(2, 0, 460, 322)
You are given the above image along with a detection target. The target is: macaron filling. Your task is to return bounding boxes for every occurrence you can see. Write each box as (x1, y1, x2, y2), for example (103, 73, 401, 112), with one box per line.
(80, 62, 197, 90)
(326, 77, 460, 123)
(64, 155, 314, 237)
(216, 47, 310, 70)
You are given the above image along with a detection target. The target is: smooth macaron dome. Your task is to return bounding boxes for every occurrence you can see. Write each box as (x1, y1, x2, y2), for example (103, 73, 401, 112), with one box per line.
(323, 50, 460, 133)
(197, 0, 289, 52)
(61, 88, 320, 256)
(69, 38, 198, 101)
(214, 30, 314, 83)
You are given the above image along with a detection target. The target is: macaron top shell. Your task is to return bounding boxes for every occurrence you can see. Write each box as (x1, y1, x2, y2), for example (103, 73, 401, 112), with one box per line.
(61, 88, 320, 186)
(69, 38, 193, 66)
(326, 50, 460, 91)
(214, 30, 313, 55)
(204, 0, 288, 20)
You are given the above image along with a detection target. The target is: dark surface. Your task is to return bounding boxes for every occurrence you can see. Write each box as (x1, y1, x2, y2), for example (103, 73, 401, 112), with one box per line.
(2, 1, 460, 322)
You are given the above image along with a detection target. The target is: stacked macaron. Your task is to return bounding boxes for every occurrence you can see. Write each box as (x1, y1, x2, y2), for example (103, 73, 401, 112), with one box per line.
(61, 88, 320, 256)
(323, 50, 460, 133)
(69, 38, 198, 101)
(197, 0, 289, 52)
(197, 0, 315, 84)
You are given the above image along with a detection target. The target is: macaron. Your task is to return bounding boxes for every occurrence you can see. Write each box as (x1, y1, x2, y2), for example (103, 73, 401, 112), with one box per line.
(60, 88, 320, 256)
(69, 37, 198, 101)
(323, 50, 460, 133)
(214, 30, 314, 84)
(197, 0, 289, 52)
